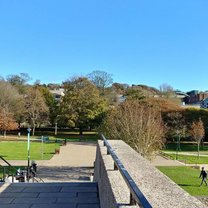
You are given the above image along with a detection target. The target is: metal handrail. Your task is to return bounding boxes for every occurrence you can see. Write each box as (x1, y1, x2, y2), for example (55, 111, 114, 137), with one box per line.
(0, 156, 17, 182)
(101, 134, 152, 208)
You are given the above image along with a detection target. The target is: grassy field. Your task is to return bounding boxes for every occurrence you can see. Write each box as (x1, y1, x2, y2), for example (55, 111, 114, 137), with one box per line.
(164, 143, 208, 152)
(0, 132, 99, 142)
(162, 153, 208, 164)
(157, 166, 208, 196)
(0, 141, 61, 160)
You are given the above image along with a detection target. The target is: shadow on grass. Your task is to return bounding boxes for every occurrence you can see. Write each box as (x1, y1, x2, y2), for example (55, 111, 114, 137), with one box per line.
(178, 184, 200, 187)
(43, 152, 54, 155)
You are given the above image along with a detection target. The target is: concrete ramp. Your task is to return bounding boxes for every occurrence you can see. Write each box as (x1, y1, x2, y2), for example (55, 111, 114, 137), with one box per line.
(0, 182, 100, 208)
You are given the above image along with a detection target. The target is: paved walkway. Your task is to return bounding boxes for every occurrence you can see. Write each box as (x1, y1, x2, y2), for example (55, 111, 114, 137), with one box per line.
(151, 155, 185, 166)
(1, 142, 97, 182)
(2, 142, 97, 167)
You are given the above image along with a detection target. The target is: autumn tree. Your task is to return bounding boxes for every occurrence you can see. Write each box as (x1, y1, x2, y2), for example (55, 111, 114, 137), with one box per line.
(24, 87, 49, 136)
(0, 108, 18, 138)
(112, 82, 129, 94)
(189, 119, 205, 158)
(60, 77, 107, 135)
(88, 70, 113, 94)
(0, 80, 24, 127)
(101, 100, 165, 158)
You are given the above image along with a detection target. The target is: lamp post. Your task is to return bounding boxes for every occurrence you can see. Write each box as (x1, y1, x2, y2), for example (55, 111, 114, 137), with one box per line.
(27, 128, 31, 182)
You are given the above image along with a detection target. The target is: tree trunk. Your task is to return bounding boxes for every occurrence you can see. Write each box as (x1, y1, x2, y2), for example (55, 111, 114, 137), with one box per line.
(32, 125, 36, 136)
(79, 128, 83, 135)
(79, 127, 83, 141)
(198, 143, 200, 159)
(3, 130, 6, 138)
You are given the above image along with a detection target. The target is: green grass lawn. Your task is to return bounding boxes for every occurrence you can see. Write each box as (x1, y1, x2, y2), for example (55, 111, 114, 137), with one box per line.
(1, 132, 99, 142)
(157, 166, 208, 196)
(0, 141, 61, 160)
(162, 153, 208, 164)
(164, 143, 208, 152)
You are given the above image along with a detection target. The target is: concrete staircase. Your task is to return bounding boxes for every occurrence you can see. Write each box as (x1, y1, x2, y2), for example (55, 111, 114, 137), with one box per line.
(0, 182, 100, 208)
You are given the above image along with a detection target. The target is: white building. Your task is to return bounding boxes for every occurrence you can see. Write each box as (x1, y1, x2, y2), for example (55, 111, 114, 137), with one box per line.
(50, 88, 65, 101)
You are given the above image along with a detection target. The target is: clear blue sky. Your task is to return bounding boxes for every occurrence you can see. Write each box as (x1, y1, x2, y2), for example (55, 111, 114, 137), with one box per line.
(0, 0, 208, 92)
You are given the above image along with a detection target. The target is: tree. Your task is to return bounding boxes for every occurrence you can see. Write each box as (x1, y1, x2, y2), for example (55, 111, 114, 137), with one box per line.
(88, 70, 113, 93)
(60, 77, 107, 135)
(37, 86, 59, 126)
(112, 82, 129, 94)
(164, 111, 186, 143)
(7, 73, 31, 94)
(0, 108, 18, 138)
(125, 88, 145, 101)
(0, 80, 24, 126)
(101, 100, 165, 158)
(189, 118, 205, 158)
(159, 83, 181, 105)
(24, 87, 49, 136)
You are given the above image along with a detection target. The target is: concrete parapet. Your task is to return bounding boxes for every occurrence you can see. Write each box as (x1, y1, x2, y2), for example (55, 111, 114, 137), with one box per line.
(94, 140, 207, 208)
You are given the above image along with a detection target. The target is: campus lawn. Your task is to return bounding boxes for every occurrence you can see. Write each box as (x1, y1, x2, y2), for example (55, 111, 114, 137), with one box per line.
(157, 166, 208, 196)
(164, 143, 208, 152)
(1, 132, 99, 142)
(162, 153, 208, 164)
(0, 141, 61, 160)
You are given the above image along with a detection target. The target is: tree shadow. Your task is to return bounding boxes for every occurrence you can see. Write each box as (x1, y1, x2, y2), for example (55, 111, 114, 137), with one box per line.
(178, 183, 200, 187)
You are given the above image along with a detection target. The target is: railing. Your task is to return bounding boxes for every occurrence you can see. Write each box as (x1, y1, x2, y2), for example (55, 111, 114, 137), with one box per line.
(0, 156, 17, 182)
(101, 134, 152, 208)
(0, 156, 44, 183)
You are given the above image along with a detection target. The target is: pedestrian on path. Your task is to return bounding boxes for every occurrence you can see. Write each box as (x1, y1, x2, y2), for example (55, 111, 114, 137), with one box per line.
(199, 167, 207, 186)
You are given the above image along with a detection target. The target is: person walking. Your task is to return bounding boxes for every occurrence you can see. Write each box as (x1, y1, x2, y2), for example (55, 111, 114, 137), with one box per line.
(199, 167, 207, 186)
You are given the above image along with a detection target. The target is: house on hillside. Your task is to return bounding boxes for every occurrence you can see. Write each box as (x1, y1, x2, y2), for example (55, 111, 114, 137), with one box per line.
(200, 97, 208, 109)
(50, 88, 65, 101)
(184, 90, 208, 105)
(174, 90, 189, 105)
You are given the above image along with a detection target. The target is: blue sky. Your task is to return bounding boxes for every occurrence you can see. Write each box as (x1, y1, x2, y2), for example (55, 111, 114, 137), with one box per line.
(0, 0, 208, 92)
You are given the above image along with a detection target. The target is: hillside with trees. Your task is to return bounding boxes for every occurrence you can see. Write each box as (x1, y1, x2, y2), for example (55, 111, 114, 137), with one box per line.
(1, 71, 208, 157)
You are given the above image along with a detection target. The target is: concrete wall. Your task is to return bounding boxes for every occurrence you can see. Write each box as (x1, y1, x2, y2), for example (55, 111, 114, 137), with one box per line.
(94, 140, 207, 208)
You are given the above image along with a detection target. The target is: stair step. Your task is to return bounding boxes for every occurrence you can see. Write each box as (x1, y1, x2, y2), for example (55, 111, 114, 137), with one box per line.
(0, 182, 100, 208)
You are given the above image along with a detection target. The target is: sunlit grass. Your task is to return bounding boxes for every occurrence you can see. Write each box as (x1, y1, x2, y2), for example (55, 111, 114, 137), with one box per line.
(157, 166, 208, 196)
(0, 141, 61, 160)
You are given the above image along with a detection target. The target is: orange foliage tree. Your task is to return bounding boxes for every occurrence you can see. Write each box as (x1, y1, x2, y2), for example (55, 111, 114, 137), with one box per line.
(189, 118, 205, 158)
(0, 108, 18, 138)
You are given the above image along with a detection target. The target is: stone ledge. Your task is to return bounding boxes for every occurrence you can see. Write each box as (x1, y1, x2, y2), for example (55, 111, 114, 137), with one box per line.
(106, 140, 207, 208)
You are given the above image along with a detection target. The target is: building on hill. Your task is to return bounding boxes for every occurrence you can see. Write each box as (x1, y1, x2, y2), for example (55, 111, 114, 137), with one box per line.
(174, 90, 189, 105)
(49, 88, 65, 101)
(200, 97, 208, 109)
(185, 90, 208, 105)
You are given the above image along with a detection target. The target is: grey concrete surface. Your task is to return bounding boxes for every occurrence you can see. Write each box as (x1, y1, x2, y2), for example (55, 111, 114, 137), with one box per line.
(151, 155, 185, 166)
(4, 142, 97, 167)
(94, 142, 136, 208)
(0, 182, 100, 208)
(1, 142, 97, 182)
(94, 140, 207, 208)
